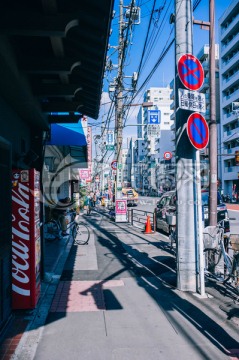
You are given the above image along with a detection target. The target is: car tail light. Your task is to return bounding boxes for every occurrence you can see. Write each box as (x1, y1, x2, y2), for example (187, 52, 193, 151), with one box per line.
(218, 205, 227, 211)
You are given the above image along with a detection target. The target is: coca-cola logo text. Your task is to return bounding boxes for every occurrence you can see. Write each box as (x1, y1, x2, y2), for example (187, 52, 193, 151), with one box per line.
(12, 183, 30, 297)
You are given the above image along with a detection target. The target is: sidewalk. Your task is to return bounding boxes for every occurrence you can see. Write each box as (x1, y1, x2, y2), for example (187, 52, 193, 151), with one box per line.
(226, 203, 239, 211)
(0, 223, 73, 360)
(1, 208, 239, 359)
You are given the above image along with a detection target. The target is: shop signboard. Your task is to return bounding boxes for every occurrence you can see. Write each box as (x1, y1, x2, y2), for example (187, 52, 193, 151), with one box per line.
(115, 199, 127, 222)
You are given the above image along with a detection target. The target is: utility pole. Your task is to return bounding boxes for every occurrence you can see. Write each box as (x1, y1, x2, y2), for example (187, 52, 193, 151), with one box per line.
(115, 0, 124, 200)
(175, 0, 197, 292)
(209, 0, 217, 226)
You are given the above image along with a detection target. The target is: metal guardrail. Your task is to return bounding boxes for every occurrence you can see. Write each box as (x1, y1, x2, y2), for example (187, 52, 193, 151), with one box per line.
(127, 208, 156, 231)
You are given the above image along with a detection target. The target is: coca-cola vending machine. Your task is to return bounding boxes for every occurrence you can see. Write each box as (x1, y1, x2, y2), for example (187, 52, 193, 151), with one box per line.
(12, 168, 41, 309)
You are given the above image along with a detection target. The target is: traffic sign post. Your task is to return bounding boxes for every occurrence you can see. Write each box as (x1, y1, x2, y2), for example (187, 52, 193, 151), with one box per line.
(178, 88, 206, 113)
(148, 110, 161, 124)
(178, 54, 204, 91)
(187, 112, 209, 150)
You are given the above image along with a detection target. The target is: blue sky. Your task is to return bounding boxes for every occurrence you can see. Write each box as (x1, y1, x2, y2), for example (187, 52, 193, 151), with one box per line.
(90, 0, 231, 153)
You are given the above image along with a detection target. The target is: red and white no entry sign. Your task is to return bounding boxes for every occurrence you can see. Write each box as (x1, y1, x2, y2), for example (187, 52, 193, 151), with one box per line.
(178, 54, 204, 91)
(163, 151, 172, 160)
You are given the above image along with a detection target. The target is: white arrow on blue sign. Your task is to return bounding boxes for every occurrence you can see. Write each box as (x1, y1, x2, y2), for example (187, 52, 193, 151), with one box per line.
(148, 110, 161, 124)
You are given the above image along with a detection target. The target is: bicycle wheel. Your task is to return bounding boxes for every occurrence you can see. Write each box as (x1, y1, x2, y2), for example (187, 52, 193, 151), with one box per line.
(74, 222, 90, 245)
(44, 220, 60, 241)
(205, 248, 222, 273)
(169, 226, 176, 251)
(233, 254, 239, 293)
(224, 254, 239, 292)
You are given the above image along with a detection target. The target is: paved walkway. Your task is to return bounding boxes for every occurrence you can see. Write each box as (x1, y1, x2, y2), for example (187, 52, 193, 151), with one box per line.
(1, 208, 239, 360)
(227, 203, 239, 211)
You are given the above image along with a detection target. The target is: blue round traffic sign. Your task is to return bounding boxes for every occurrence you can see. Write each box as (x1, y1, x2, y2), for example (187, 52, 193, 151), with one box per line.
(187, 113, 209, 150)
(178, 54, 204, 91)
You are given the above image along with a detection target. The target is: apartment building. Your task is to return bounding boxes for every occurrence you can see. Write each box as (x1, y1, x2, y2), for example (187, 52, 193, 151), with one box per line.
(219, 0, 239, 196)
(197, 44, 220, 188)
(139, 87, 173, 193)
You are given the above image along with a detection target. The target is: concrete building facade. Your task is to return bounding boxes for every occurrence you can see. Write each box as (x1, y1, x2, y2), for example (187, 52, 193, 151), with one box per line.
(219, 0, 239, 197)
(139, 87, 173, 194)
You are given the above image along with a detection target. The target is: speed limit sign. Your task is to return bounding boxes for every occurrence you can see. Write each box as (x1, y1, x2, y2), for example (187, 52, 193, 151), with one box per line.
(163, 151, 172, 160)
(111, 160, 117, 170)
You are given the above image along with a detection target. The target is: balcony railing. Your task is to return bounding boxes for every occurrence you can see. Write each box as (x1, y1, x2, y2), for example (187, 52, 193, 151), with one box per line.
(221, 12, 239, 39)
(224, 166, 238, 173)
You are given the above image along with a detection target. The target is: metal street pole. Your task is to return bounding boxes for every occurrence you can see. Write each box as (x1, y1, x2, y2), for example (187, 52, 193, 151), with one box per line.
(209, 0, 217, 226)
(175, 0, 197, 291)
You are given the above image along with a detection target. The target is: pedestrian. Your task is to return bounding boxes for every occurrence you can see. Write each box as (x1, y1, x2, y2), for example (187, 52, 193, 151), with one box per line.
(93, 193, 97, 207)
(89, 196, 94, 213)
(84, 195, 93, 215)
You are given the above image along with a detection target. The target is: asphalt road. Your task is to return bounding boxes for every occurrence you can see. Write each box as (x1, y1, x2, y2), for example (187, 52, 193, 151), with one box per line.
(135, 195, 239, 234)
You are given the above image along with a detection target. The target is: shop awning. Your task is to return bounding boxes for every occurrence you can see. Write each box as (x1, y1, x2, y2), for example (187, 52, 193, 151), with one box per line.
(46, 122, 87, 146)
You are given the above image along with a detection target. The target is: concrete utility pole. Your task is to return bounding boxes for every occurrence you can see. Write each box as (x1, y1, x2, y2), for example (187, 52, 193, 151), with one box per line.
(175, 0, 197, 291)
(115, 0, 124, 198)
(209, 0, 217, 226)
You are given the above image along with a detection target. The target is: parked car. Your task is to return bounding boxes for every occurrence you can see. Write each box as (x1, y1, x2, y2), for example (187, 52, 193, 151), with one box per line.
(201, 189, 230, 232)
(155, 191, 176, 233)
(122, 188, 138, 206)
(155, 189, 230, 234)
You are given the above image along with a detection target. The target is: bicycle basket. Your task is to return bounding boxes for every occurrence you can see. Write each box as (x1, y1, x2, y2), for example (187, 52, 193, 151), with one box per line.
(229, 234, 239, 251)
(203, 226, 219, 250)
(166, 214, 176, 226)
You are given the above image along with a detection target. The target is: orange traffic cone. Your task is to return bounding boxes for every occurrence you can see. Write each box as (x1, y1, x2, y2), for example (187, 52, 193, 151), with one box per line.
(144, 216, 153, 234)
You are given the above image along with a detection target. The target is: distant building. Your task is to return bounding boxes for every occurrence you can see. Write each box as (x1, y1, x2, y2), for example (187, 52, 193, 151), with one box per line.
(219, 0, 239, 196)
(138, 87, 173, 193)
(134, 139, 146, 192)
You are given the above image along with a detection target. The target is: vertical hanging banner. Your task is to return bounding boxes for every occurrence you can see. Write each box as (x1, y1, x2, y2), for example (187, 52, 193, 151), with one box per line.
(87, 126, 92, 179)
(106, 130, 115, 150)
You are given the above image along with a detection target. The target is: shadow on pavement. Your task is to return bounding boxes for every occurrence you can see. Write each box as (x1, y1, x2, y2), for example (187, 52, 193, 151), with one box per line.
(74, 211, 239, 358)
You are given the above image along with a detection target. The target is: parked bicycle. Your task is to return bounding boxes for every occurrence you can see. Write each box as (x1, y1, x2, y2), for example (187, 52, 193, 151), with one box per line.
(166, 212, 177, 252)
(73, 214, 90, 245)
(203, 220, 239, 294)
(44, 211, 90, 245)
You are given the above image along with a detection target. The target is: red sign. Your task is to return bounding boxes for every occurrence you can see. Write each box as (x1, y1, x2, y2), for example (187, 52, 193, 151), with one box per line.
(111, 160, 117, 170)
(79, 169, 90, 180)
(178, 54, 204, 91)
(12, 169, 41, 309)
(187, 113, 209, 150)
(163, 151, 172, 160)
(115, 199, 127, 215)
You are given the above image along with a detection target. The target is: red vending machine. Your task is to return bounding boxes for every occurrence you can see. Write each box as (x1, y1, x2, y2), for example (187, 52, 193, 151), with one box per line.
(12, 168, 41, 309)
